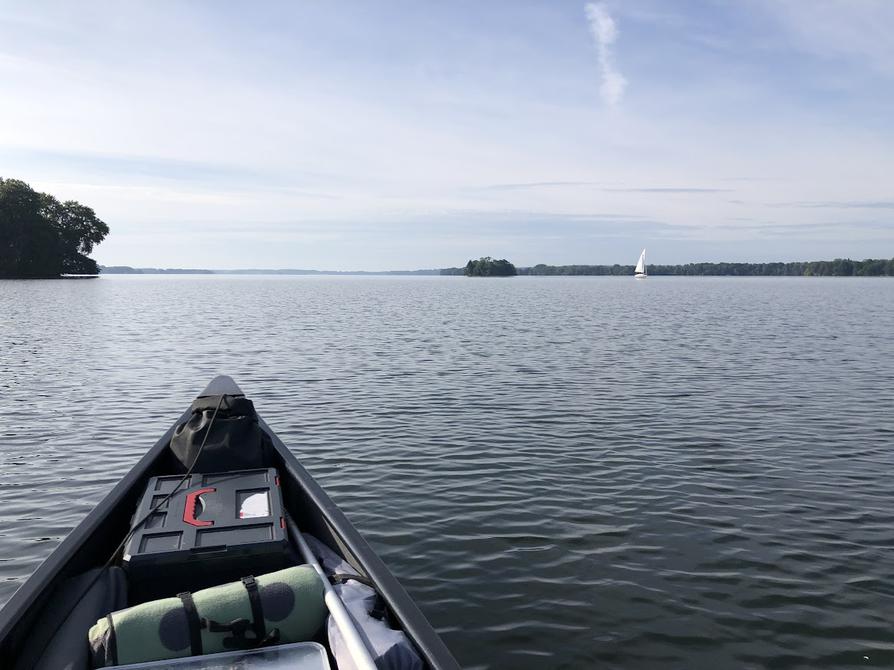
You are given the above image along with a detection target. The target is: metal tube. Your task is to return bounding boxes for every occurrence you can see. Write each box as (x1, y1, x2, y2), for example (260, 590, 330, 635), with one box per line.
(285, 515, 378, 670)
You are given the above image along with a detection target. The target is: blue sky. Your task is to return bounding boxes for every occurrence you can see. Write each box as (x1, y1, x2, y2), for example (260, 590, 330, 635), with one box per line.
(1, 0, 892, 269)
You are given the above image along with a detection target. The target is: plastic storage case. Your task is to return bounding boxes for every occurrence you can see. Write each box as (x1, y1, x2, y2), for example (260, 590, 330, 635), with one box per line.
(123, 468, 289, 599)
(106, 641, 331, 669)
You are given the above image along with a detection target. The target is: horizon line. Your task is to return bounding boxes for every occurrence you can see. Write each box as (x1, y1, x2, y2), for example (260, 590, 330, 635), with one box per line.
(99, 256, 894, 276)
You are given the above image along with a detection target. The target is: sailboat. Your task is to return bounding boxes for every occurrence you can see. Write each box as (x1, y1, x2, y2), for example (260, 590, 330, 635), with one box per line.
(634, 248, 647, 279)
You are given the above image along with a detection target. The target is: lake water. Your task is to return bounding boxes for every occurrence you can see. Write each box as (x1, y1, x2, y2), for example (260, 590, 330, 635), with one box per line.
(1, 275, 893, 668)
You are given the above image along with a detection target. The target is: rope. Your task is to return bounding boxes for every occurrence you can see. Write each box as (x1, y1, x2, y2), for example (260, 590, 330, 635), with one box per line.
(36, 393, 227, 651)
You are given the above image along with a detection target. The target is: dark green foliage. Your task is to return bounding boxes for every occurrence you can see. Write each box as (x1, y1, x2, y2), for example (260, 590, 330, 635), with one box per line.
(0, 178, 108, 278)
(515, 263, 630, 276)
(513, 260, 894, 277)
(462, 257, 517, 277)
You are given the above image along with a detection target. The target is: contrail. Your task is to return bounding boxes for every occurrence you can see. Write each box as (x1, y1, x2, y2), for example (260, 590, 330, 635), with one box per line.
(585, 2, 627, 106)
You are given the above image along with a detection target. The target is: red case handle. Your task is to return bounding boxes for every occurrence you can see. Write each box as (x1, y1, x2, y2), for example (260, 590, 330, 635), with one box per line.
(183, 487, 216, 527)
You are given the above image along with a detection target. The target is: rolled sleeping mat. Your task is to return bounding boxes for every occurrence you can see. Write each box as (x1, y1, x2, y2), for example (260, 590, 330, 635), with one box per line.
(88, 566, 325, 667)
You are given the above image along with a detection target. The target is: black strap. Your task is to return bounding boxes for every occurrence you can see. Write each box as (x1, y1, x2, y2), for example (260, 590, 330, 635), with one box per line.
(178, 591, 203, 656)
(242, 575, 267, 643)
(203, 618, 281, 650)
(329, 573, 387, 620)
(330, 572, 376, 588)
(205, 617, 252, 649)
(369, 597, 387, 621)
(104, 614, 118, 666)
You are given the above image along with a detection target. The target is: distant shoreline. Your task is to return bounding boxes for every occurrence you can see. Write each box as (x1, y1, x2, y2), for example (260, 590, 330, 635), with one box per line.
(100, 258, 894, 278)
(0, 275, 100, 280)
(99, 266, 442, 276)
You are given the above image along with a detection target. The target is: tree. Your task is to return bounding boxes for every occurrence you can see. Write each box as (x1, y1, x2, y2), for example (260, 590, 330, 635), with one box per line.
(463, 257, 518, 277)
(0, 178, 109, 277)
(40, 195, 109, 274)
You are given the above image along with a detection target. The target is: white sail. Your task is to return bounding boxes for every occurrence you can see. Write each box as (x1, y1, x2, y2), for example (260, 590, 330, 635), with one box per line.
(634, 249, 646, 275)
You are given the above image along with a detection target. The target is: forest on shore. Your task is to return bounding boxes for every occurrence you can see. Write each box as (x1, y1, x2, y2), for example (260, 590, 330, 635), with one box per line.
(443, 259, 894, 277)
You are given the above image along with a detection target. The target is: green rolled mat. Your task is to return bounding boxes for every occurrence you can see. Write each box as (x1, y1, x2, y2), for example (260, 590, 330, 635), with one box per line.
(88, 566, 326, 667)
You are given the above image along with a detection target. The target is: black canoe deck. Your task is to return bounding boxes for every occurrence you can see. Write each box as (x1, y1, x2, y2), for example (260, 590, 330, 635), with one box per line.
(0, 376, 458, 669)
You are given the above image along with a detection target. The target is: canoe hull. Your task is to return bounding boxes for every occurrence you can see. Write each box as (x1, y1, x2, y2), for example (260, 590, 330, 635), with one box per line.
(0, 376, 457, 669)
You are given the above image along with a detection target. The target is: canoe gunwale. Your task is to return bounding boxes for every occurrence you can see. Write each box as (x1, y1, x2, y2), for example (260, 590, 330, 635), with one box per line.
(263, 417, 458, 669)
(0, 377, 459, 669)
(0, 415, 186, 660)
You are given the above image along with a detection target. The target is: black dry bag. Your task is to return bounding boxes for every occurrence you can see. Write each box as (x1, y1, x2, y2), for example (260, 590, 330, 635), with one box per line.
(170, 394, 268, 472)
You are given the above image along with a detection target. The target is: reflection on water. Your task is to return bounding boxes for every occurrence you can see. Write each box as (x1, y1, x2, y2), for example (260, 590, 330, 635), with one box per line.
(1, 275, 893, 668)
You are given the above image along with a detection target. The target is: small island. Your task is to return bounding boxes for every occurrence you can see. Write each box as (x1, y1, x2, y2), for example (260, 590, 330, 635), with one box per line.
(462, 257, 518, 277)
(0, 178, 109, 278)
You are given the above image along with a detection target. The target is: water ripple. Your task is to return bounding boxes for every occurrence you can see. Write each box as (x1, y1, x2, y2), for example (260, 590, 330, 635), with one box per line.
(1, 276, 893, 668)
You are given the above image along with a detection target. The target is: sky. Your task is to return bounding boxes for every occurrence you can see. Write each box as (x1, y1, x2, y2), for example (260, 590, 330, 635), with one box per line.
(1, 0, 893, 270)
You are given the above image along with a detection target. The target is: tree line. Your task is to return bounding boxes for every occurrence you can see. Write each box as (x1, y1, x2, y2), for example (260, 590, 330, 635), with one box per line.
(440, 259, 894, 277)
(1, 178, 109, 278)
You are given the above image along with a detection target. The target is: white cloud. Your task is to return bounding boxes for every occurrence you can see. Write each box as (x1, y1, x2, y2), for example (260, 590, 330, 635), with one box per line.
(585, 2, 627, 106)
(2, 2, 892, 267)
